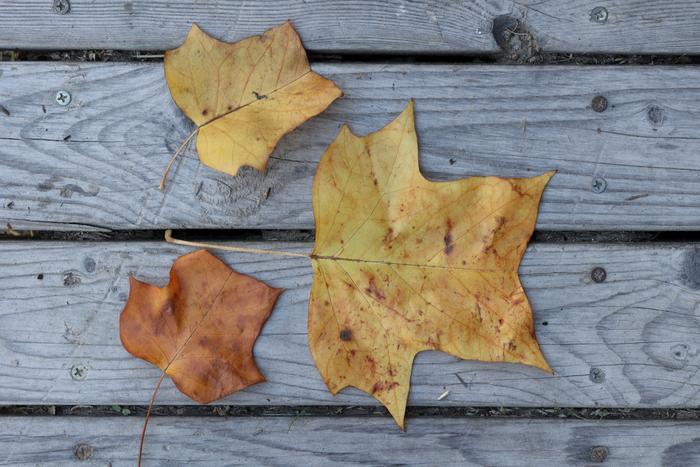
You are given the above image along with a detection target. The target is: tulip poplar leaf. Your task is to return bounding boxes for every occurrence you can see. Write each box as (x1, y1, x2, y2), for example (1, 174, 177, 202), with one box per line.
(120, 249, 282, 403)
(308, 101, 554, 428)
(164, 22, 342, 175)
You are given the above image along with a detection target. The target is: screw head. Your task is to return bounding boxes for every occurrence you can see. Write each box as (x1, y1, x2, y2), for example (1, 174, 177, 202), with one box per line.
(52, 0, 71, 15)
(591, 177, 607, 193)
(70, 363, 88, 381)
(590, 6, 608, 23)
(591, 267, 607, 283)
(590, 445, 609, 462)
(73, 443, 93, 461)
(55, 90, 71, 106)
(591, 95, 608, 113)
(589, 367, 606, 383)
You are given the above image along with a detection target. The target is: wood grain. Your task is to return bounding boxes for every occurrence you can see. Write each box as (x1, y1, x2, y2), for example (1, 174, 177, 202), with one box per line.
(2, 63, 700, 231)
(2, 1, 700, 54)
(2, 241, 700, 408)
(2, 416, 699, 466)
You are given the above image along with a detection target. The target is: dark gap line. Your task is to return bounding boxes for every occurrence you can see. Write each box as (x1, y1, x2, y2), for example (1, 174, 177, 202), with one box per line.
(2, 49, 700, 66)
(2, 229, 700, 244)
(2, 405, 700, 420)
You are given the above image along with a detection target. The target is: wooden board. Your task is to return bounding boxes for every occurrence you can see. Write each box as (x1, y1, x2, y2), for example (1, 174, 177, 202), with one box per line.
(2, 416, 699, 466)
(2, 63, 700, 231)
(3, 1, 700, 55)
(2, 240, 700, 407)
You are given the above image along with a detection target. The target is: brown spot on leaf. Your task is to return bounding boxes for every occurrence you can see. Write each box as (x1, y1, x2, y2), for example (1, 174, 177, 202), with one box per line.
(365, 356, 377, 373)
(365, 277, 386, 301)
(339, 329, 352, 341)
(383, 228, 394, 246)
(444, 219, 454, 255)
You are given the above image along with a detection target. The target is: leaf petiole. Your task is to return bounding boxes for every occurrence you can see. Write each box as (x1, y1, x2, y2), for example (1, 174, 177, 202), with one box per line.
(164, 229, 310, 258)
(159, 128, 199, 191)
(138, 372, 166, 467)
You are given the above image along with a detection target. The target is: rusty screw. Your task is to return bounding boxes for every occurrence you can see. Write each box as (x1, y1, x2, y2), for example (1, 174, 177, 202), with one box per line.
(590, 7, 608, 23)
(591, 267, 607, 283)
(591, 177, 607, 193)
(70, 363, 88, 381)
(590, 445, 609, 462)
(589, 367, 606, 383)
(55, 90, 71, 106)
(591, 95, 608, 113)
(52, 0, 71, 14)
(73, 443, 93, 461)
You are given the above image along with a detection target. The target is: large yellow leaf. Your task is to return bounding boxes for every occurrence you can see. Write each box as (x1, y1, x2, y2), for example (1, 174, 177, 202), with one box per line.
(308, 101, 554, 429)
(164, 22, 342, 175)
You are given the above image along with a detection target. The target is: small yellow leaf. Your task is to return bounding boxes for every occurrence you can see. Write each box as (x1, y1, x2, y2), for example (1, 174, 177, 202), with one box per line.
(308, 101, 554, 429)
(164, 22, 342, 175)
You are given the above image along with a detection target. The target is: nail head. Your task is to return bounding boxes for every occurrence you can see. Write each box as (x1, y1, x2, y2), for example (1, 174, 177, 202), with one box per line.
(591, 95, 608, 112)
(590, 445, 608, 462)
(591, 267, 607, 283)
(73, 443, 92, 461)
(589, 367, 606, 383)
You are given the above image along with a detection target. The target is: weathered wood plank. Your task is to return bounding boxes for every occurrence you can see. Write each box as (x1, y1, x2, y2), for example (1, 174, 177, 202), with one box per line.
(3, 1, 700, 55)
(2, 63, 700, 231)
(1, 0, 498, 53)
(2, 241, 700, 407)
(2, 416, 699, 466)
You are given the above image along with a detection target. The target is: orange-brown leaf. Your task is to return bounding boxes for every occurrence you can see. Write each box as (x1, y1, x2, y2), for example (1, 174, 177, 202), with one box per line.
(164, 22, 342, 175)
(308, 101, 554, 428)
(120, 250, 282, 403)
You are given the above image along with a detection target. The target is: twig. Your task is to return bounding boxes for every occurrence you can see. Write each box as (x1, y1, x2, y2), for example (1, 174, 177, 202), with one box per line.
(134, 53, 165, 59)
(159, 128, 199, 191)
(164, 230, 310, 258)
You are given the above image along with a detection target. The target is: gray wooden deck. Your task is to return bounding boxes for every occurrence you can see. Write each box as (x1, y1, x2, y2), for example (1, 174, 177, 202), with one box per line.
(2, 1, 700, 465)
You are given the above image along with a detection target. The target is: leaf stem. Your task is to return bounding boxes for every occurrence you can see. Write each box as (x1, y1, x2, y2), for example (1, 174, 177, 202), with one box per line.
(164, 229, 310, 258)
(138, 372, 166, 467)
(159, 128, 199, 191)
